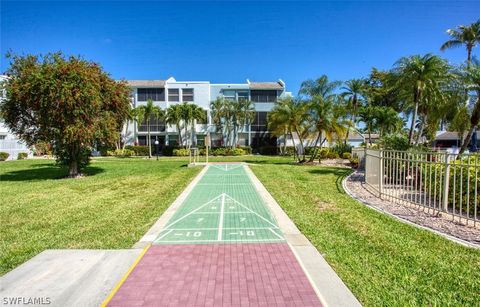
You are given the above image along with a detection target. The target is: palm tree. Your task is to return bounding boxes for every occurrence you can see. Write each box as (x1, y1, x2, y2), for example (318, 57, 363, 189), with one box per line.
(299, 75, 341, 99)
(182, 103, 205, 147)
(232, 98, 255, 148)
(120, 106, 136, 151)
(268, 97, 310, 162)
(459, 62, 480, 154)
(341, 79, 365, 143)
(307, 95, 349, 162)
(358, 105, 377, 145)
(440, 19, 480, 65)
(210, 97, 233, 146)
(166, 104, 184, 146)
(393, 54, 451, 144)
(135, 99, 164, 158)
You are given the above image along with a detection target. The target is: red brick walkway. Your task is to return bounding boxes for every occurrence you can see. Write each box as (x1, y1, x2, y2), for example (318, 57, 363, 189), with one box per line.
(108, 243, 322, 307)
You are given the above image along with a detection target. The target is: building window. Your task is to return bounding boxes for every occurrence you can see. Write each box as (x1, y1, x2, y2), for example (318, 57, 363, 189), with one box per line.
(251, 112, 268, 132)
(138, 116, 166, 132)
(168, 89, 179, 102)
(137, 88, 165, 102)
(238, 91, 249, 101)
(251, 90, 277, 103)
(0, 135, 5, 140)
(182, 88, 194, 102)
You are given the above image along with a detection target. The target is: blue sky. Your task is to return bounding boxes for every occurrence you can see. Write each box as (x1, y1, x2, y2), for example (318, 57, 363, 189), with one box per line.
(1, 1, 479, 94)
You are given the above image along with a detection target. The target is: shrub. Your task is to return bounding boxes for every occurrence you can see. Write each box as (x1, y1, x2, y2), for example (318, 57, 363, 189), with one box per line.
(342, 152, 352, 160)
(231, 148, 245, 156)
(327, 151, 340, 159)
(379, 133, 410, 151)
(17, 152, 28, 160)
(173, 148, 190, 156)
(240, 146, 252, 154)
(34, 141, 52, 155)
(162, 146, 180, 156)
(0, 152, 9, 161)
(106, 149, 134, 157)
(318, 148, 330, 160)
(331, 143, 352, 156)
(349, 156, 359, 168)
(125, 145, 149, 156)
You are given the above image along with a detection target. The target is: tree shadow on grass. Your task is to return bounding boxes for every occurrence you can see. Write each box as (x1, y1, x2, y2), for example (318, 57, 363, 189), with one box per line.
(307, 167, 352, 193)
(0, 165, 104, 181)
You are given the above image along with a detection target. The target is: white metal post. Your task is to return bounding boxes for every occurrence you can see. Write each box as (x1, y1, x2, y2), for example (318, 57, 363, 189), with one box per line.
(442, 152, 451, 212)
(379, 150, 384, 199)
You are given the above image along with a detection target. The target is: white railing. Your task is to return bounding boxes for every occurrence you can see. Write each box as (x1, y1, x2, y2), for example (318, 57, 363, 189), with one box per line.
(365, 149, 479, 227)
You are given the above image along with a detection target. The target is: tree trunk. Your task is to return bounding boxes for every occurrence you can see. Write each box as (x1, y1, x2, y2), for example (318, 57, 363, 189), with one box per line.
(459, 96, 480, 155)
(68, 160, 78, 178)
(282, 128, 287, 155)
(409, 89, 420, 144)
(147, 121, 152, 158)
(294, 127, 306, 162)
(289, 129, 299, 162)
(416, 115, 426, 144)
(308, 131, 322, 162)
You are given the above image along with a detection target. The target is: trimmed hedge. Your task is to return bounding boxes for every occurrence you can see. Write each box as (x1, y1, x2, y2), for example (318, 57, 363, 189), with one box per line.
(0, 152, 9, 161)
(106, 149, 135, 157)
(125, 145, 149, 156)
(173, 148, 190, 156)
(17, 152, 28, 160)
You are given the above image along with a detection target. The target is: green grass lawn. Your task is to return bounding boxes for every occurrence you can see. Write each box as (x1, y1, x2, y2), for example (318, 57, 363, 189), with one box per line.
(0, 157, 200, 275)
(1, 155, 479, 306)
(249, 162, 480, 306)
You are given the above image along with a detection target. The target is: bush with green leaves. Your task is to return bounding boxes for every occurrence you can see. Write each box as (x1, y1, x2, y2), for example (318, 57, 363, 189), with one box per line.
(342, 152, 352, 160)
(331, 143, 352, 156)
(106, 149, 135, 157)
(125, 145, 149, 156)
(17, 152, 28, 160)
(0, 152, 9, 161)
(173, 148, 190, 156)
(379, 133, 410, 151)
(318, 148, 330, 160)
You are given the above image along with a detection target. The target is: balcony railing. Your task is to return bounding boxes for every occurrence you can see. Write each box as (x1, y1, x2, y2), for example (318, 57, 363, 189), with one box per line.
(251, 95, 277, 103)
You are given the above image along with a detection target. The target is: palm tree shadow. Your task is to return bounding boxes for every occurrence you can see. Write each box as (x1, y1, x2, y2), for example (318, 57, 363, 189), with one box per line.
(307, 167, 352, 193)
(0, 165, 104, 181)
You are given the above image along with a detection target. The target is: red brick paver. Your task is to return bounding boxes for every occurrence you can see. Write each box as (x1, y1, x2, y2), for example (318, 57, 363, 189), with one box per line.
(108, 243, 322, 307)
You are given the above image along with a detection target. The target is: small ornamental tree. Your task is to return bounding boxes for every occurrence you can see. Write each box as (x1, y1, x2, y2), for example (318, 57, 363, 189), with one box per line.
(0, 52, 130, 177)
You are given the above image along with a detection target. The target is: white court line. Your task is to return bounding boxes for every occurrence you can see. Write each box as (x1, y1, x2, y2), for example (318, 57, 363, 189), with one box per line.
(223, 193, 278, 228)
(197, 183, 250, 186)
(218, 193, 225, 241)
(268, 228, 284, 239)
(209, 164, 244, 172)
(155, 229, 174, 240)
(164, 195, 222, 229)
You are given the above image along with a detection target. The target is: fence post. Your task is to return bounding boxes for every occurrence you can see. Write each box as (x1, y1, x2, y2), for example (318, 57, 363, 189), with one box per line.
(442, 152, 450, 212)
(379, 150, 384, 199)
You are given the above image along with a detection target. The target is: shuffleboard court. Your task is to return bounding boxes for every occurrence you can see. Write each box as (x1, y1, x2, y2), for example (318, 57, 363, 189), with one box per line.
(154, 163, 285, 244)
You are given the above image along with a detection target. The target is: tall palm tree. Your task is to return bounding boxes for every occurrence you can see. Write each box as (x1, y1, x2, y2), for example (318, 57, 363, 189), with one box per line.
(358, 105, 377, 145)
(459, 62, 480, 154)
(341, 79, 365, 143)
(299, 75, 341, 99)
(440, 19, 480, 66)
(232, 98, 255, 148)
(307, 95, 349, 162)
(268, 97, 310, 162)
(393, 54, 451, 144)
(166, 104, 183, 146)
(135, 99, 164, 158)
(183, 103, 205, 147)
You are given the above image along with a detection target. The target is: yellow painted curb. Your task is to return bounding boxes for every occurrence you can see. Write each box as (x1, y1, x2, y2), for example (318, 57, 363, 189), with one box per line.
(101, 244, 151, 307)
